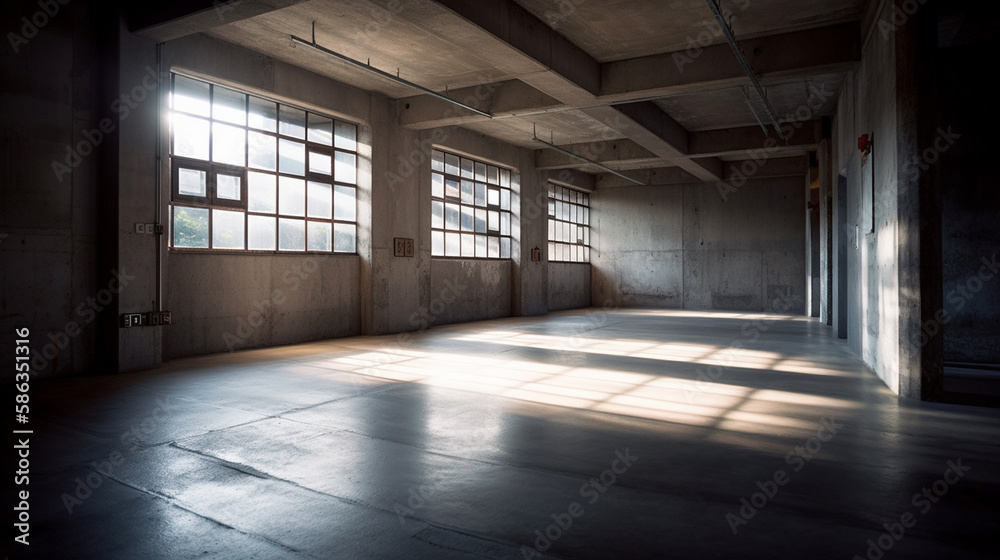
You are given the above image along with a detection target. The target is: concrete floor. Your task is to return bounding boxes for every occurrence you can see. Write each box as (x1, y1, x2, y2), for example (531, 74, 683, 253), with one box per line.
(23, 309, 1000, 559)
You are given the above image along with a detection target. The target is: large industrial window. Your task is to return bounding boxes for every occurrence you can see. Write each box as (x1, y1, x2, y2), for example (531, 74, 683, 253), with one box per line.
(430, 149, 515, 258)
(168, 73, 358, 253)
(548, 184, 590, 262)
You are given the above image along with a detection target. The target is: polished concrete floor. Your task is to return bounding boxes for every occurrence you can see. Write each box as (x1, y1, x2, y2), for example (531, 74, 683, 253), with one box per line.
(22, 309, 1000, 559)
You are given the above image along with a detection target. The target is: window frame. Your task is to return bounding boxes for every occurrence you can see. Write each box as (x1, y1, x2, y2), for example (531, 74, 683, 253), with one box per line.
(167, 72, 359, 254)
(430, 148, 515, 259)
(547, 183, 591, 263)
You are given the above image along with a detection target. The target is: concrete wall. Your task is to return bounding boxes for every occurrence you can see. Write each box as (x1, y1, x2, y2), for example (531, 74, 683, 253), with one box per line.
(0, 1, 109, 377)
(548, 263, 591, 311)
(165, 254, 360, 358)
(428, 259, 511, 326)
(831, 2, 903, 391)
(591, 177, 806, 313)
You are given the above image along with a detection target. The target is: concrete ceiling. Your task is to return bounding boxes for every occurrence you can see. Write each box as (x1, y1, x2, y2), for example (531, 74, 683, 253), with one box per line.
(134, 0, 868, 187)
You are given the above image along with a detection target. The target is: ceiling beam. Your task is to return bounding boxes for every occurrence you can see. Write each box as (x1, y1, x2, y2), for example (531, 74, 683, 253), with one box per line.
(601, 22, 861, 101)
(398, 80, 562, 129)
(535, 138, 659, 171)
(396, 21, 860, 130)
(580, 105, 722, 182)
(688, 121, 822, 157)
(596, 156, 808, 188)
(128, 0, 309, 42)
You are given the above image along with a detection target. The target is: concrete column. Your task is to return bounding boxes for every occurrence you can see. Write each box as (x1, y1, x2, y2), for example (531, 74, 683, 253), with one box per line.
(896, 0, 942, 400)
(818, 134, 833, 326)
(513, 147, 548, 316)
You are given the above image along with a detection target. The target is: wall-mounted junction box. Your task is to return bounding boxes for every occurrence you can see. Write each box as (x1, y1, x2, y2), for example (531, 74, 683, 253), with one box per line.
(394, 238, 414, 257)
(120, 311, 171, 328)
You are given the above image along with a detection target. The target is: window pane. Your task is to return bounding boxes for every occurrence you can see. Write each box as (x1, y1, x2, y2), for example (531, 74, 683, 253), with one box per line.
(279, 176, 305, 216)
(308, 221, 332, 251)
(248, 96, 277, 132)
(334, 185, 356, 221)
(431, 200, 444, 229)
(500, 189, 510, 211)
(335, 121, 357, 151)
(431, 150, 444, 172)
(487, 165, 499, 184)
(475, 162, 486, 182)
(500, 168, 510, 187)
(213, 86, 246, 125)
(488, 210, 499, 231)
(445, 203, 460, 231)
(461, 233, 475, 257)
(307, 181, 332, 219)
(445, 178, 460, 199)
(431, 230, 444, 256)
(461, 158, 474, 179)
(248, 131, 276, 171)
(172, 206, 208, 248)
(309, 150, 331, 175)
(476, 235, 487, 258)
(248, 172, 276, 213)
(279, 139, 305, 176)
(488, 236, 499, 258)
(445, 232, 460, 257)
(212, 123, 246, 166)
(212, 209, 245, 249)
(278, 218, 305, 251)
(432, 173, 444, 198)
(217, 173, 241, 201)
(461, 206, 474, 232)
(475, 209, 487, 233)
(501, 237, 510, 259)
(461, 180, 474, 204)
(488, 187, 499, 206)
(445, 153, 460, 176)
(178, 167, 206, 197)
(501, 212, 510, 235)
(247, 215, 276, 250)
(172, 114, 209, 160)
(172, 75, 209, 116)
(475, 182, 486, 207)
(548, 219, 555, 240)
(308, 114, 333, 146)
(279, 105, 306, 139)
(335, 151, 356, 184)
(334, 223, 356, 253)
